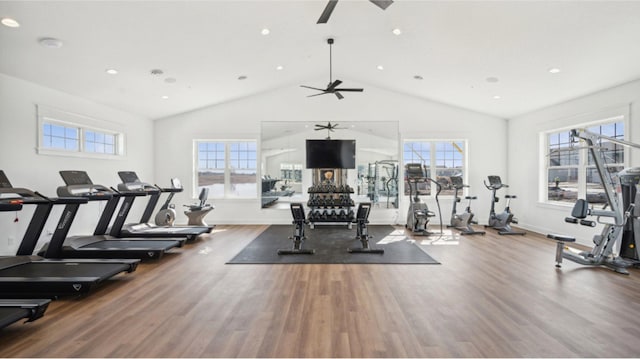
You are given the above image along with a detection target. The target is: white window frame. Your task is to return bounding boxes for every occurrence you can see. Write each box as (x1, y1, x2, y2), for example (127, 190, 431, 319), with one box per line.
(540, 105, 630, 206)
(36, 105, 125, 159)
(402, 139, 468, 198)
(193, 139, 258, 199)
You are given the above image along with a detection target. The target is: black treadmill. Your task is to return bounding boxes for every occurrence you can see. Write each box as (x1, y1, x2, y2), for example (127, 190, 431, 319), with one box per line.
(0, 200, 51, 329)
(0, 170, 139, 299)
(37, 171, 184, 260)
(109, 171, 212, 240)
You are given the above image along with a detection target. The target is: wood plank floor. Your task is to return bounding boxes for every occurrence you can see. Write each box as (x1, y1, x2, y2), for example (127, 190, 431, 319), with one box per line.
(1, 225, 639, 357)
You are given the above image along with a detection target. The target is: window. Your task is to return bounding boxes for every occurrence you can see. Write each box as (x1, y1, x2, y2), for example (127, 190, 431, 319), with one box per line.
(42, 123, 79, 151)
(280, 163, 302, 183)
(37, 105, 124, 158)
(403, 140, 466, 197)
(545, 120, 625, 204)
(196, 140, 257, 198)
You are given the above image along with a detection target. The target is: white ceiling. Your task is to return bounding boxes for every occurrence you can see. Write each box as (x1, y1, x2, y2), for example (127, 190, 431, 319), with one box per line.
(1, 0, 640, 120)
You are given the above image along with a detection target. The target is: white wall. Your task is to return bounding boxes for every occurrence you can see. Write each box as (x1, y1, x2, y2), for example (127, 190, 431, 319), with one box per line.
(154, 78, 507, 225)
(508, 79, 640, 246)
(0, 74, 155, 255)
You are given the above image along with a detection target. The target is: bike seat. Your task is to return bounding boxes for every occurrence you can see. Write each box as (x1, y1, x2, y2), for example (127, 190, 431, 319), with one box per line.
(505, 195, 517, 199)
(546, 234, 576, 242)
(464, 196, 477, 200)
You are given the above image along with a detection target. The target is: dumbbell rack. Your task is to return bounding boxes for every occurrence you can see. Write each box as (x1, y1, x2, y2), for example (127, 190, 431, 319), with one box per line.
(306, 169, 355, 229)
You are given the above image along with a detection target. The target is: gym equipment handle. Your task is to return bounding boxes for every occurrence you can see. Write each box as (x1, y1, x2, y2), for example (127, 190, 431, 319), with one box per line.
(580, 219, 596, 227)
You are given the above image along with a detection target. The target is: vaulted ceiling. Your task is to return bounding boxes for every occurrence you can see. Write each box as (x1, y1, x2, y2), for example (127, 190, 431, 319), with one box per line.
(1, 0, 639, 120)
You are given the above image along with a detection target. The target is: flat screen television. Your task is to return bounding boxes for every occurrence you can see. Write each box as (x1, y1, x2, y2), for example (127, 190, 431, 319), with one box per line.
(306, 139, 356, 169)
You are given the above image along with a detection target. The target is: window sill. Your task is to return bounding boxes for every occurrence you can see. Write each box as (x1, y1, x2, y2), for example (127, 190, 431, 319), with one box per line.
(36, 147, 123, 160)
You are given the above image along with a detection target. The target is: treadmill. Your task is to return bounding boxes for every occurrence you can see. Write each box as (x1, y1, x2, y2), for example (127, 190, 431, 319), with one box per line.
(38, 170, 185, 260)
(0, 170, 139, 299)
(0, 200, 51, 329)
(109, 171, 212, 240)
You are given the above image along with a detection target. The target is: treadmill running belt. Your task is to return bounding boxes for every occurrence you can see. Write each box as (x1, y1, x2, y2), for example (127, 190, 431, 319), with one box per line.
(0, 307, 31, 328)
(0, 262, 131, 278)
(80, 240, 179, 250)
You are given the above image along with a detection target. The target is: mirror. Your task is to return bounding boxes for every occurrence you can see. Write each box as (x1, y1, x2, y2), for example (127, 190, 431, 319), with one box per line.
(260, 121, 399, 211)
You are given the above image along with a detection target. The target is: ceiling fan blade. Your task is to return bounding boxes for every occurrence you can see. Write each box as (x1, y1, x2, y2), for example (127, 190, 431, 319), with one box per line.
(317, 0, 339, 24)
(334, 88, 364, 92)
(335, 92, 344, 100)
(369, 0, 393, 10)
(307, 92, 330, 98)
(300, 85, 326, 91)
(327, 79, 343, 91)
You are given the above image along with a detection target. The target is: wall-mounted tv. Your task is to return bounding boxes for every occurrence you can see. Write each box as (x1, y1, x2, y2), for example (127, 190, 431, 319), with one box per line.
(306, 139, 356, 169)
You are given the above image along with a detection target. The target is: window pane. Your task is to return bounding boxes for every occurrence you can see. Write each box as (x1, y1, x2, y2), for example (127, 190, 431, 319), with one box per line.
(230, 169, 257, 197)
(586, 165, 624, 204)
(197, 170, 224, 197)
(548, 168, 578, 203)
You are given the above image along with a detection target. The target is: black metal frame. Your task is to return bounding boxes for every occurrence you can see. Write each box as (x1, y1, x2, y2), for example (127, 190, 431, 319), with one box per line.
(278, 203, 315, 255)
(348, 202, 384, 254)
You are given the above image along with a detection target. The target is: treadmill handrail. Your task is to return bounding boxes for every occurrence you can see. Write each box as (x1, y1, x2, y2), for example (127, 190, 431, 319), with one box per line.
(117, 181, 160, 193)
(57, 184, 115, 200)
(0, 187, 49, 204)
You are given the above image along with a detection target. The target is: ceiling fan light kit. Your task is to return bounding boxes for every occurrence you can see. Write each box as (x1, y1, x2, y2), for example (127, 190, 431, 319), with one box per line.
(300, 38, 364, 100)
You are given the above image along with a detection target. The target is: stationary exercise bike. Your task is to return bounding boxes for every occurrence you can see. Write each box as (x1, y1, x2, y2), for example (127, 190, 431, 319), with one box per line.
(483, 175, 525, 235)
(154, 178, 181, 226)
(405, 163, 442, 235)
(448, 176, 485, 235)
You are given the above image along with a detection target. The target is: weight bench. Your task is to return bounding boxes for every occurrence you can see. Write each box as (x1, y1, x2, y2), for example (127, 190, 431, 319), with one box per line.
(348, 202, 384, 254)
(278, 203, 315, 255)
(546, 233, 577, 268)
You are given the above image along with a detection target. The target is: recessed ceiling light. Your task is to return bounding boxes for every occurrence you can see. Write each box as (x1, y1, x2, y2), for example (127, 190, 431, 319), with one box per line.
(261, 28, 270, 35)
(413, 75, 423, 80)
(105, 69, 118, 75)
(276, 65, 284, 71)
(493, 95, 501, 100)
(161, 95, 169, 100)
(1, 17, 20, 28)
(392, 28, 402, 36)
(486, 77, 499, 83)
(549, 67, 561, 74)
(38, 37, 63, 48)
(377, 65, 384, 70)
(238, 75, 247, 80)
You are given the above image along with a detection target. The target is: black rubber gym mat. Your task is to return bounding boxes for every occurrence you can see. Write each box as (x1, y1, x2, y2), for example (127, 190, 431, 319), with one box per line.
(227, 225, 440, 264)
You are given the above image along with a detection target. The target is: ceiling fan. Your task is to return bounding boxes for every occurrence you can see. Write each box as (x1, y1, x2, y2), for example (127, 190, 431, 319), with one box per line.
(317, 0, 394, 24)
(300, 38, 363, 100)
(315, 122, 345, 138)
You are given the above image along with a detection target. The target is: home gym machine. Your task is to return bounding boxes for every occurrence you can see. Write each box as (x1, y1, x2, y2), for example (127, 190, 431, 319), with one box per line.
(483, 175, 525, 235)
(349, 202, 384, 254)
(278, 203, 315, 255)
(547, 128, 640, 274)
(405, 163, 442, 235)
(619, 167, 640, 266)
(448, 176, 485, 235)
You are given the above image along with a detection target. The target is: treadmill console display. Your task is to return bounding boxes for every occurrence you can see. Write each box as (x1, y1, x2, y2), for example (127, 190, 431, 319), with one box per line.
(118, 171, 141, 184)
(60, 171, 93, 186)
(0, 170, 13, 188)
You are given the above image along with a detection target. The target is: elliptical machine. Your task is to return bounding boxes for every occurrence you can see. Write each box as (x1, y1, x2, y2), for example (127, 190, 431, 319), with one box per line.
(448, 176, 485, 235)
(405, 163, 442, 235)
(483, 175, 525, 235)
